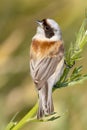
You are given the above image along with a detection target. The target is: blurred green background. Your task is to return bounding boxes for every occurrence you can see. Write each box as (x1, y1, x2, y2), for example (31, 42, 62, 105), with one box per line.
(0, 0, 87, 130)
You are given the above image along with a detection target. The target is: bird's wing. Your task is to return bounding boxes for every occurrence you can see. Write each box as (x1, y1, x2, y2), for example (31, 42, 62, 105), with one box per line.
(30, 50, 64, 90)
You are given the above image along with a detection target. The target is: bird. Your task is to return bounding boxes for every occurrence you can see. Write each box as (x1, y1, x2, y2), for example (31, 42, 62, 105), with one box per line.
(30, 18, 64, 119)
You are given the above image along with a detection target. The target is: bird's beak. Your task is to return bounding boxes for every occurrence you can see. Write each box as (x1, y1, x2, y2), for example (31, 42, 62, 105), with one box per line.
(36, 20, 43, 27)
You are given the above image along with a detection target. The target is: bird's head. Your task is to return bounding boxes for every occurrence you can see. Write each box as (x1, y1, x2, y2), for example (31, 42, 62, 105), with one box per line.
(34, 18, 62, 41)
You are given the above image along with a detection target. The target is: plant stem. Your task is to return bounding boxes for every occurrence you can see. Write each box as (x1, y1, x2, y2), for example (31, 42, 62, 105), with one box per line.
(12, 103, 38, 130)
(63, 67, 70, 81)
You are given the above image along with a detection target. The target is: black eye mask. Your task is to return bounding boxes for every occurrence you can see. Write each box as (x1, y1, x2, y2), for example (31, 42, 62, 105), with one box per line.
(42, 19, 54, 38)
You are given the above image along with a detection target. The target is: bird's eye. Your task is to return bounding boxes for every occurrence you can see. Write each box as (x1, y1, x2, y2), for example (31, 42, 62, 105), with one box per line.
(45, 26, 49, 30)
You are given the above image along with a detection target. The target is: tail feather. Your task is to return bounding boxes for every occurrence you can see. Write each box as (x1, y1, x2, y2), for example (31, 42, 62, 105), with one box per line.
(47, 95, 54, 114)
(37, 97, 44, 119)
(37, 83, 54, 119)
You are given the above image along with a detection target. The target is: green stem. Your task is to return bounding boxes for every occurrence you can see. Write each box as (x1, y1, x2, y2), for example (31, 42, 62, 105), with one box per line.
(10, 103, 38, 130)
(63, 67, 70, 82)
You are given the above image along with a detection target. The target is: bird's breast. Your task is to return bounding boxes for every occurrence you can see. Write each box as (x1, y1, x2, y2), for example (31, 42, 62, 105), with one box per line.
(30, 39, 64, 60)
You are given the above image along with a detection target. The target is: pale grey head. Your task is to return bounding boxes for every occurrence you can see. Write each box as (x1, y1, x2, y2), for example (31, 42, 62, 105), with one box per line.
(33, 18, 62, 41)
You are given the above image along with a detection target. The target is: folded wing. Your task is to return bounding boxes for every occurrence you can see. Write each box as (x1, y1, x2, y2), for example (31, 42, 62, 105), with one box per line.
(30, 49, 64, 90)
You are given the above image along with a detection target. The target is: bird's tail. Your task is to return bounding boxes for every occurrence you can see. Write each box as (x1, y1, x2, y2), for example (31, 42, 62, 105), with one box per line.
(37, 84, 54, 119)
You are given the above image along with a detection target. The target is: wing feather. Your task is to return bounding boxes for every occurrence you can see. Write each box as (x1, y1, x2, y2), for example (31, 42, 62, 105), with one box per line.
(30, 54, 63, 90)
